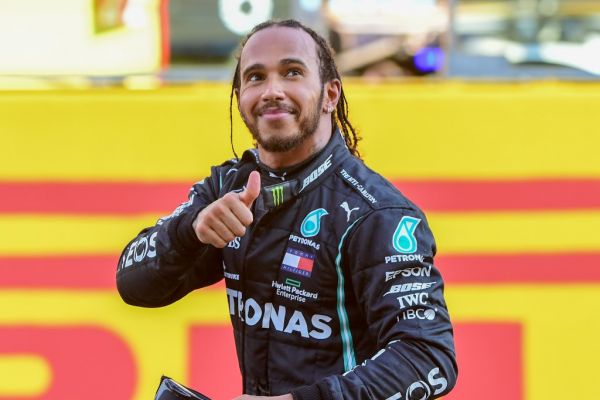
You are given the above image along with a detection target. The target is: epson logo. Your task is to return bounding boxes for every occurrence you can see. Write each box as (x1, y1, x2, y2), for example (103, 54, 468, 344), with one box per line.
(385, 265, 432, 281)
(226, 289, 332, 340)
(122, 231, 158, 268)
(300, 154, 332, 192)
(384, 282, 436, 296)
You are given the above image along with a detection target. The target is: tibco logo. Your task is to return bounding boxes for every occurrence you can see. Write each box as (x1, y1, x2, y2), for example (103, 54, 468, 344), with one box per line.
(396, 292, 437, 321)
(121, 231, 157, 269)
(402, 308, 436, 321)
(226, 289, 332, 340)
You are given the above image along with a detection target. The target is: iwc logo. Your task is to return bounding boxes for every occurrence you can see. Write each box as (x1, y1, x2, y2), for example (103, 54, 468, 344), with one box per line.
(300, 208, 328, 238)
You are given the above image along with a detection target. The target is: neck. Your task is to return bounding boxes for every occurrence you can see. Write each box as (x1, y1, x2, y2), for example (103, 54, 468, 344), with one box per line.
(258, 121, 333, 169)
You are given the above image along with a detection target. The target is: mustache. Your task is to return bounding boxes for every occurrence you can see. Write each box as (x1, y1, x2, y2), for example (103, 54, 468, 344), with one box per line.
(255, 101, 297, 116)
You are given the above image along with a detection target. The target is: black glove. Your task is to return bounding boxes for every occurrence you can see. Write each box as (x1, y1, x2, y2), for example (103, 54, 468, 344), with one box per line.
(154, 376, 212, 400)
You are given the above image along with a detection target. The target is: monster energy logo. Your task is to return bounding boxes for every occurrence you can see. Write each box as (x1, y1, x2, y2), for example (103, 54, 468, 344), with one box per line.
(270, 185, 284, 206)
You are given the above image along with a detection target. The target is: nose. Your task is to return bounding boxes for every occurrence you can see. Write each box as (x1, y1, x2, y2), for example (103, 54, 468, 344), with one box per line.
(260, 75, 284, 102)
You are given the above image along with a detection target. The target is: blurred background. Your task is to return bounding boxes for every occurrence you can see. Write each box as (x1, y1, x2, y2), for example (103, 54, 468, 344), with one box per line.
(0, 0, 599, 399)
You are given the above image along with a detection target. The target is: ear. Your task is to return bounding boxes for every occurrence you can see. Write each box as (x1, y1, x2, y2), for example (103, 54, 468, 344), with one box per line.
(323, 79, 341, 113)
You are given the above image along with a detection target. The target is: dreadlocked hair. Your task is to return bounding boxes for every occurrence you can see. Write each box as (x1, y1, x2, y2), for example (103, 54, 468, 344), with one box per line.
(229, 19, 361, 160)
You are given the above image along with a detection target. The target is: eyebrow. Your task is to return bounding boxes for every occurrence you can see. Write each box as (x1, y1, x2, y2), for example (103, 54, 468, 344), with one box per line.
(280, 58, 308, 69)
(241, 58, 309, 78)
(241, 63, 265, 78)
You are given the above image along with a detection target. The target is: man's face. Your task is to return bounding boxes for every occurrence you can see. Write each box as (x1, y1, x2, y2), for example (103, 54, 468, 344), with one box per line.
(237, 26, 326, 153)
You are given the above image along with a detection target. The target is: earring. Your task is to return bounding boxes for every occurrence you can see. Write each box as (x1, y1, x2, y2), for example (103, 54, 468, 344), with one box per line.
(327, 105, 334, 113)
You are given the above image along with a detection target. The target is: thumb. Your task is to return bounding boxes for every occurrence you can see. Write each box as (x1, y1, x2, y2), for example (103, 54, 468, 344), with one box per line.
(239, 170, 261, 208)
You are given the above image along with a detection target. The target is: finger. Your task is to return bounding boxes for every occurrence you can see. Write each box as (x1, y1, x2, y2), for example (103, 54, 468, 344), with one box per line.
(195, 226, 228, 248)
(220, 192, 253, 229)
(209, 218, 237, 244)
(239, 171, 261, 208)
(219, 209, 248, 237)
(229, 200, 254, 227)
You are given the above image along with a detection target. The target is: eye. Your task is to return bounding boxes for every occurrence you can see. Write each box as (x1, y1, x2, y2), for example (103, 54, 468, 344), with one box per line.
(247, 72, 263, 82)
(285, 68, 302, 77)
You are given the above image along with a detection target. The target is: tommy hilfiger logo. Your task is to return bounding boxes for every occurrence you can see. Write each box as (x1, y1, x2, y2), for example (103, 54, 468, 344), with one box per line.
(281, 247, 315, 277)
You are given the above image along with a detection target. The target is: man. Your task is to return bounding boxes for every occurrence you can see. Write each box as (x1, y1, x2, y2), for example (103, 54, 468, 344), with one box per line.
(117, 19, 457, 400)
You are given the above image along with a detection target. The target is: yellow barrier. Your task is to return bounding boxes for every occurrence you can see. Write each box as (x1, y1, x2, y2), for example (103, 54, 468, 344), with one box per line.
(1, 210, 600, 255)
(1, 81, 600, 181)
(0, 82, 599, 400)
(1, 285, 599, 399)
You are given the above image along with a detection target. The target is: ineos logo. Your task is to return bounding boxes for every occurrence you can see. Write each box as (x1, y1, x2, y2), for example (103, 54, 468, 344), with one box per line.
(403, 368, 448, 399)
(365, 366, 448, 400)
(406, 380, 431, 400)
(122, 231, 158, 268)
(227, 237, 241, 249)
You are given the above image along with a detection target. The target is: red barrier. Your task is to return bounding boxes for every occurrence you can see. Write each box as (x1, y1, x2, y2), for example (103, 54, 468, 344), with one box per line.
(189, 325, 241, 399)
(0, 326, 137, 399)
(187, 322, 522, 399)
(446, 322, 523, 400)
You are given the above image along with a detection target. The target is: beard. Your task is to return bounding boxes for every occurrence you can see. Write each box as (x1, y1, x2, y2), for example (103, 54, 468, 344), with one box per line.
(242, 87, 324, 153)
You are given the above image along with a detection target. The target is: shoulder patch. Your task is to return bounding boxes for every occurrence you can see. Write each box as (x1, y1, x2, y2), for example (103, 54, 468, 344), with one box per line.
(338, 168, 378, 205)
(392, 216, 421, 253)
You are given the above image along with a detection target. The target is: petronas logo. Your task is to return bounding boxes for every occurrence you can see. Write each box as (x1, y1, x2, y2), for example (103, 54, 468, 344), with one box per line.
(300, 208, 328, 238)
(392, 216, 421, 254)
(270, 185, 284, 206)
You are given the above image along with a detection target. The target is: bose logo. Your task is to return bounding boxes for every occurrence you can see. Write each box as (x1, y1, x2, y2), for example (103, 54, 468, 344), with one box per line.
(384, 282, 436, 296)
(300, 155, 332, 192)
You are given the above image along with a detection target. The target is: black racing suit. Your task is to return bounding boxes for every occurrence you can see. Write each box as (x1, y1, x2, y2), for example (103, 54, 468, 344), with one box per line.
(116, 131, 457, 399)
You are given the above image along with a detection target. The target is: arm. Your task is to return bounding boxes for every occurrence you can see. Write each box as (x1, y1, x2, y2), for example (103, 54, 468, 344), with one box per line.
(293, 208, 458, 400)
(116, 168, 261, 308)
(116, 169, 223, 307)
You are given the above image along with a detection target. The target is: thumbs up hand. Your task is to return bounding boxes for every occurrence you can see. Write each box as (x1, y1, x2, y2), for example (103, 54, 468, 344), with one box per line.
(193, 171, 261, 248)
(238, 171, 261, 208)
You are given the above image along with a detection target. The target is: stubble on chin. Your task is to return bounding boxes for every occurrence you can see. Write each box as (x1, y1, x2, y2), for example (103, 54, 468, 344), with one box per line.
(256, 129, 310, 152)
(243, 110, 321, 154)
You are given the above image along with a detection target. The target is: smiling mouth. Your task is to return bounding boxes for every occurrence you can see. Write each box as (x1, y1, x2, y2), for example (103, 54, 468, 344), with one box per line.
(258, 108, 297, 122)
(257, 102, 296, 117)
(261, 109, 289, 117)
